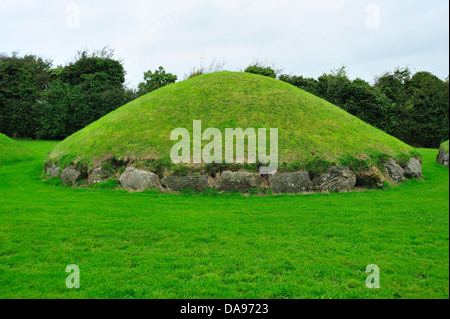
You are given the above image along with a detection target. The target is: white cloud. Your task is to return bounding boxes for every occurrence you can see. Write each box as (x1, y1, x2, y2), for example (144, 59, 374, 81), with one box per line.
(0, 0, 448, 86)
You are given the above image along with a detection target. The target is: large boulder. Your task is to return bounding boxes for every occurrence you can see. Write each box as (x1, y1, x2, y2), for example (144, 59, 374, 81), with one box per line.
(45, 164, 60, 178)
(88, 167, 105, 184)
(356, 166, 385, 188)
(218, 171, 261, 193)
(312, 166, 356, 193)
(61, 167, 81, 185)
(268, 172, 313, 193)
(436, 148, 449, 167)
(382, 158, 405, 183)
(402, 158, 422, 178)
(161, 175, 210, 192)
(119, 167, 161, 191)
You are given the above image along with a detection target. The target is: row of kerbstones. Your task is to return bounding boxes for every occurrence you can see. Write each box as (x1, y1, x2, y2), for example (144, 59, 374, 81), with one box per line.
(46, 157, 422, 194)
(436, 147, 449, 167)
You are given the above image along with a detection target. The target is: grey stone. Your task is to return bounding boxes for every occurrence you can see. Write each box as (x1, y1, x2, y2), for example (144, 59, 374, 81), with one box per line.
(382, 158, 405, 183)
(402, 158, 422, 178)
(356, 165, 386, 188)
(61, 167, 81, 185)
(312, 166, 356, 193)
(268, 172, 313, 193)
(45, 164, 60, 178)
(119, 167, 161, 191)
(218, 171, 261, 193)
(436, 147, 449, 167)
(161, 175, 210, 192)
(88, 167, 105, 184)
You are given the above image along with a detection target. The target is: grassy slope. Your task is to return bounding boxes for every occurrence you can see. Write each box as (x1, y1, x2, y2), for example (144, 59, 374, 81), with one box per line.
(441, 140, 449, 152)
(0, 133, 35, 165)
(47, 71, 414, 169)
(0, 140, 448, 299)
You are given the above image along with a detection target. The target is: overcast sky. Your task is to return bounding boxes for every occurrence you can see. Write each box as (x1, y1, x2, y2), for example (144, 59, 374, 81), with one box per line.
(1, 0, 448, 87)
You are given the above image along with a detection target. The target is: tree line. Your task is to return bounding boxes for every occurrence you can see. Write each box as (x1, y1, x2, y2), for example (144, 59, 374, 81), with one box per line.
(0, 50, 448, 147)
(0, 49, 175, 140)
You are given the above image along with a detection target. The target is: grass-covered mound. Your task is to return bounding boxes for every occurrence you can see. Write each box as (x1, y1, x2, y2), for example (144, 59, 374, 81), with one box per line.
(47, 71, 415, 174)
(436, 140, 449, 167)
(441, 140, 449, 153)
(0, 133, 34, 165)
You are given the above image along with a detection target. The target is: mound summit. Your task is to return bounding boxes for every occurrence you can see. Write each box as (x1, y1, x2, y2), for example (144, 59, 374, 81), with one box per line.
(46, 71, 421, 193)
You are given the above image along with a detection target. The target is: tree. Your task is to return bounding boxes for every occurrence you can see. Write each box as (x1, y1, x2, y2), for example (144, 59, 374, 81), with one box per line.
(36, 49, 132, 139)
(343, 78, 393, 132)
(0, 53, 52, 138)
(375, 68, 449, 147)
(36, 79, 134, 140)
(59, 48, 125, 90)
(374, 67, 411, 105)
(316, 66, 352, 107)
(403, 72, 449, 147)
(138, 66, 177, 96)
(278, 74, 320, 96)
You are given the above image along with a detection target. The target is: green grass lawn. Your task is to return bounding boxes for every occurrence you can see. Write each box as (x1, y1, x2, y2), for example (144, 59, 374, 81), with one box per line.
(0, 140, 448, 299)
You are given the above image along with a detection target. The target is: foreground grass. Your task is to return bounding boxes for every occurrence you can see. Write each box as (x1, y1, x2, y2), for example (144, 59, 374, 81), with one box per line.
(0, 141, 448, 299)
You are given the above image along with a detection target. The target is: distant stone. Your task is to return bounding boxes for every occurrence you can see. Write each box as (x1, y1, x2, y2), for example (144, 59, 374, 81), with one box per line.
(436, 148, 449, 167)
(269, 172, 313, 193)
(88, 167, 105, 184)
(402, 158, 422, 178)
(218, 171, 260, 193)
(161, 175, 210, 192)
(356, 165, 385, 188)
(312, 166, 356, 193)
(119, 167, 161, 191)
(61, 167, 81, 185)
(382, 158, 405, 183)
(45, 164, 60, 178)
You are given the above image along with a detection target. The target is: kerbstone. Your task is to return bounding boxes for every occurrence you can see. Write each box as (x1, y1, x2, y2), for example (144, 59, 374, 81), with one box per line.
(119, 167, 161, 191)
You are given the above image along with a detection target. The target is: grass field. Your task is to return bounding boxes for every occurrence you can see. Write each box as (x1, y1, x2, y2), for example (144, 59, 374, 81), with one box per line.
(0, 140, 448, 299)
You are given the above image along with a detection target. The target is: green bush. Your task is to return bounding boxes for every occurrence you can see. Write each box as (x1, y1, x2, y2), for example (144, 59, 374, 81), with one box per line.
(244, 63, 276, 78)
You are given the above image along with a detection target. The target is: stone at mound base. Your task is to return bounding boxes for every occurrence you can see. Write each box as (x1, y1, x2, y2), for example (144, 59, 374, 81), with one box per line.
(356, 166, 385, 188)
(61, 167, 81, 185)
(218, 171, 260, 193)
(161, 175, 210, 192)
(436, 148, 449, 167)
(119, 167, 161, 191)
(88, 167, 105, 184)
(46, 164, 60, 178)
(312, 166, 356, 193)
(402, 158, 422, 178)
(382, 158, 405, 183)
(269, 172, 313, 193)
